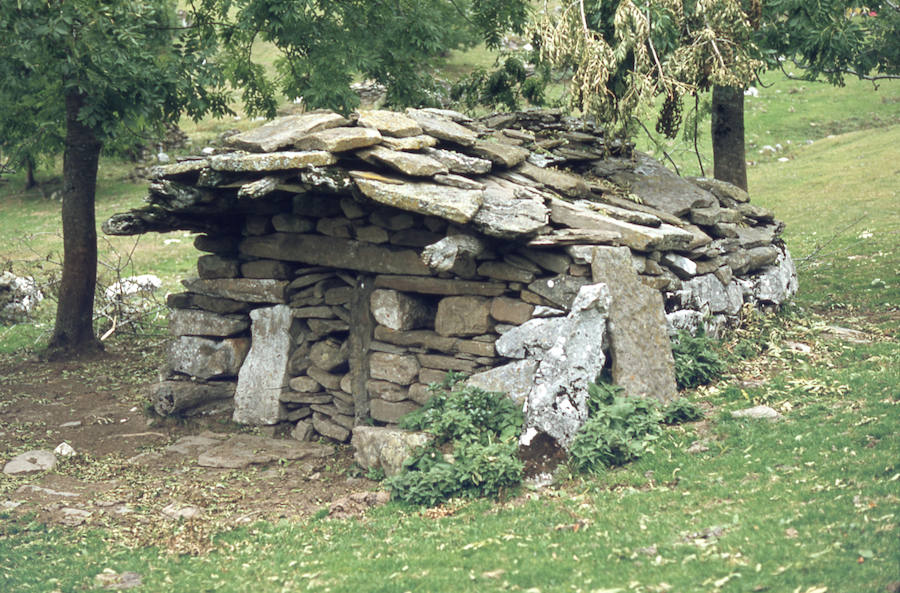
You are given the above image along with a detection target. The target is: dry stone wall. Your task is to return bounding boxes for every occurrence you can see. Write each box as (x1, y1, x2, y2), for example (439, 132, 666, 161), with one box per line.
(105, 108, 797, 444)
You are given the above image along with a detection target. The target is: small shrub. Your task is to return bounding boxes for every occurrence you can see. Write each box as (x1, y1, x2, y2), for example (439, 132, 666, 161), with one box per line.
(662, 397, 705, 424)
(671, 330, 727, 389)
(389, 379, 524, 505)
(568, 381, 663, 474)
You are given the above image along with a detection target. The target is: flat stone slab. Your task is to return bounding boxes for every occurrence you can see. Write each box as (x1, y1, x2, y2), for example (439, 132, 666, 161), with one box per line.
(591, 246, 677, 402)
(168, 309, 249, 337)
(4, 450, 57, 475)
(165, 434, 226, 456)
(208, 151, 336, 172)
(472, 182, 549, 239)
(357, 146, 448, 177)
(356, 110, 423, 137)
(241, 233, 431, 276)
(593, 152, 715, 216)
(225, 112, 350, 152)
(197, 434, 334, 468)
(352, 174, 483, 224)
(181, 278, 288, 303)
(296, 127, 383, 152)
(405, 109, 478, 146)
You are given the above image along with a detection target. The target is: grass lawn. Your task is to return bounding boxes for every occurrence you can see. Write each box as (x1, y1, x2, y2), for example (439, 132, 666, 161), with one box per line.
(1, 67, 898, 591)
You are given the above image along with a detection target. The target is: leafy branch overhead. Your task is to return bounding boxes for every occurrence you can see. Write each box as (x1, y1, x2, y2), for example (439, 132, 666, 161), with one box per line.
(534, 0, 762, 136)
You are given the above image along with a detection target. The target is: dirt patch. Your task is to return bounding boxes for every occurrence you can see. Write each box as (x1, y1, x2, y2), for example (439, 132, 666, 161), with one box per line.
(0, 335, 384, 552)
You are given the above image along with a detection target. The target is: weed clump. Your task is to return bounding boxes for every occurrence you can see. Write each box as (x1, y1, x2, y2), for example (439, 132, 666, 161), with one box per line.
(671, 330, 727, 389)
(569, 380, 705, 474)
(388, 374, 524, 506)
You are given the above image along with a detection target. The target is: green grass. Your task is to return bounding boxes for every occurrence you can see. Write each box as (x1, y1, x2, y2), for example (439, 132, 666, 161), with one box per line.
(2, 333, 897, 592)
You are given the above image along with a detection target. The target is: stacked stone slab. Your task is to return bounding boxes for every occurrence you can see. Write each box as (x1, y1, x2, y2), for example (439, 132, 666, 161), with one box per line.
(105, 108, 796, 442)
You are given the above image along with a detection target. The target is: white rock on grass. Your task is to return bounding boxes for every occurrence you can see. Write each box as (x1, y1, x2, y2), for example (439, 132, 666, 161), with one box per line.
(3, 450, 57, 475)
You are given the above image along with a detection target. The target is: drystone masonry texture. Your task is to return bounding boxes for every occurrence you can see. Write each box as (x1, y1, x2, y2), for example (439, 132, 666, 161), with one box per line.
(105, 108, 797, 447)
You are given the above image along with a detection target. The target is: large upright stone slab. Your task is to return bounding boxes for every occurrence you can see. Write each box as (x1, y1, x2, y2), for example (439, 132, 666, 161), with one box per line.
(520, 284, 611, 449)
(233, 305, 294, 425)
(591, 246, 677, 402)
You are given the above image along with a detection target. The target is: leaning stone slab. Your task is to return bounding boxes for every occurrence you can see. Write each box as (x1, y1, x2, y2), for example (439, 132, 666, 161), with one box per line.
(357, 145, 448, 177)
(4, 450, 56, 475)
(233, 305, 294, 425)
(352, 174, 483, 224)
(527, 275, 591, 311)
(523, 283, 611, 448)
(593, 152, 715, 216)
(208, 151, 336, 172)
(382, 135, 439, 151)
(312, 413, 351, 442)
(467, 139, 530, 168)
(151, 159, 209, 180)
(351, 426, 432, 477)
(197, 434, 334, 468)
(168, 309, 249, 337)
(241, 233, 431, 276)
(182, 278, 288, 303)
(466, 359, 537, 406)
(423, 147, 492, 174)
(549, 198, 693, 251)
(295, 127, 382, 152)
(168, 336, 250, 380)
(357, 110, 423, 137)
(225, 112, 350, 152)
(515, 161, 589, 198)
(405, 109, 478, 146)
(591, 246, 677, 403)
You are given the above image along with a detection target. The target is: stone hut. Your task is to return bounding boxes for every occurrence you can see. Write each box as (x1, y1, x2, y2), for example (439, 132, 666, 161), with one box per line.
(104, 108, 797, 447)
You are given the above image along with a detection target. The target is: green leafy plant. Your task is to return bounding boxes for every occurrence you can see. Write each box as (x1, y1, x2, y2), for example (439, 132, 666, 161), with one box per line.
(569, 381, 663, 474)
(389, 378, 524, 506)
(661, 397, 705, 425)
(671, 330, 727, 389)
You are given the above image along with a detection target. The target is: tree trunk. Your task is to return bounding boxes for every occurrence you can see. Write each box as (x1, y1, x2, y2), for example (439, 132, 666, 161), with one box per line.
(24, 154, 37, 190)
(711, 85, 748, 191)
(47, 89, 103, 358)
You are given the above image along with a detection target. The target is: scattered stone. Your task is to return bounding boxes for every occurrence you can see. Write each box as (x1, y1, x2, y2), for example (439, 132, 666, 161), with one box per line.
(53, 442, 76, 457)
(4, 450, 57, 475)
(351, 426, 433, 476)
(60, 507, 92, 526)
(94, 569, 144, 590)
(161, 503, 202, 520)
(731, 405, 781, 421)
(197, 434, 334, 468)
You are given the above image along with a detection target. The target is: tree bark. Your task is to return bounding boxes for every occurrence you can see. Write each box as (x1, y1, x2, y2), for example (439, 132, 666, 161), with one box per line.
(47, 89, 103, 358)
(711, 85, 748, 191)
(24, 154, 36, 190)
